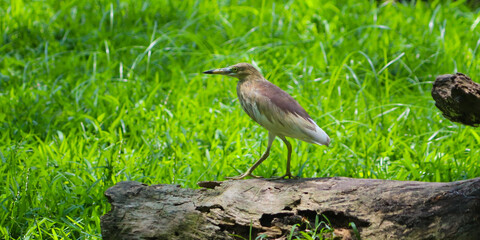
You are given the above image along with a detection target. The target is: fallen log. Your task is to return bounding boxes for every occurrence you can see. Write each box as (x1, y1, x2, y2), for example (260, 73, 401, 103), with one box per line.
(101, 177, 480, 240)
(432, 73, 480, 126)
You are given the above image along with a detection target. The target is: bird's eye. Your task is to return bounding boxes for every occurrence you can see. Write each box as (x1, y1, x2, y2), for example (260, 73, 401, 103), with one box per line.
(231, 67, 238, 72)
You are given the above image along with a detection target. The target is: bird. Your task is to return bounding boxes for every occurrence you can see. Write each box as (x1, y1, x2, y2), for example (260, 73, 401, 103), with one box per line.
(203, 63, 330, 179)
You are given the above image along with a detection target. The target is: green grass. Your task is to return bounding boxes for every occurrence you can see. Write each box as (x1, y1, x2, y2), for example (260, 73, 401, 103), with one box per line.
(251, 214, 345, 240)
(1, 0, 480, 239)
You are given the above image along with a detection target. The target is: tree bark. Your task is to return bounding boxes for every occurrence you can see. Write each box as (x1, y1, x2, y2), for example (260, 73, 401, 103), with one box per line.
(432, 73, 480, 126)
(101, 177, 480, 240)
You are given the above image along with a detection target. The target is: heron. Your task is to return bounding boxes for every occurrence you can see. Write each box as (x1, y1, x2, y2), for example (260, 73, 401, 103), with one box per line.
(203, 63, 330, 179)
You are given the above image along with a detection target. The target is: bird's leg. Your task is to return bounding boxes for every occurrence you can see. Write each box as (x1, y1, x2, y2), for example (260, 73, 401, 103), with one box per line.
(227, 132, 276, 180)
(274, 136, 295, 179)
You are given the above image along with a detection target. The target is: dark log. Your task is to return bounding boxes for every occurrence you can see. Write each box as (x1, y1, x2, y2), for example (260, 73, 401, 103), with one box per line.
(432, 73, 480, 126)
(101, 177, 480, 240)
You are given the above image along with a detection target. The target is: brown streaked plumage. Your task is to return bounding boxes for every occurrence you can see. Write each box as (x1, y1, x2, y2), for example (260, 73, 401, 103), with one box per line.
(203, 63, 330, 179)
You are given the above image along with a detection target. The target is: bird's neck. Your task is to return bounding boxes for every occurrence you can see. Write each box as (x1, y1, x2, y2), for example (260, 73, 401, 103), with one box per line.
(238, 74, 267, 83)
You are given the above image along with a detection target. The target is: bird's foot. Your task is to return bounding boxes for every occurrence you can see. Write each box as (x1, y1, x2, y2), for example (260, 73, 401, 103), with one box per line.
(226, 172, 263, 180)
(272, 172, 297, 179)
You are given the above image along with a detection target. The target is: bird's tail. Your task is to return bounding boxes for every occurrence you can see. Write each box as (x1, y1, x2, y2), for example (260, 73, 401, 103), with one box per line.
(308, 121, 330, 146)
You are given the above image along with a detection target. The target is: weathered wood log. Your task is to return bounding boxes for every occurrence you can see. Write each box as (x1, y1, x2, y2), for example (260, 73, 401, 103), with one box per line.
(101, 177, 480, 240)
(432, 73, 480, 126)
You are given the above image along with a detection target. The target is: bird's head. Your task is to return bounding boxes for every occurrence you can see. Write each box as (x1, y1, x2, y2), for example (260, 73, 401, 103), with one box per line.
(203, 63, 262, 80)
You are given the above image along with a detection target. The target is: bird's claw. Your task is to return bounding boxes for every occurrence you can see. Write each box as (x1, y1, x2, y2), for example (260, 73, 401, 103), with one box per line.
(226, 173, 263, 180)
(272, 172, 297, 179)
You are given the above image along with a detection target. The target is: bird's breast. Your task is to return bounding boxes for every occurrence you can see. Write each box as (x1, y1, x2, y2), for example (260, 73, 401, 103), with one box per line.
(237, 82, 259, 122)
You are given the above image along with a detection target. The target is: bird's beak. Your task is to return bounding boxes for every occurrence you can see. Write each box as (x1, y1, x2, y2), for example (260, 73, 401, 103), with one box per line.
(203, 67, 232, 75)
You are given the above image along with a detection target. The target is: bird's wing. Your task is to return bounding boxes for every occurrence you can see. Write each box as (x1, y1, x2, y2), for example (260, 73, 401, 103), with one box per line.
(256, 81, 313, 122)
(243, 81, 329, 145)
